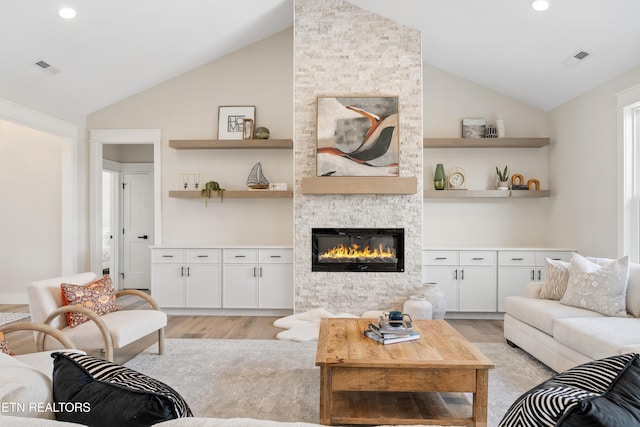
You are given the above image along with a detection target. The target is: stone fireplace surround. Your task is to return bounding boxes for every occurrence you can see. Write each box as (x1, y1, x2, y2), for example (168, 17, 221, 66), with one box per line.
(293, 0, 423, 314)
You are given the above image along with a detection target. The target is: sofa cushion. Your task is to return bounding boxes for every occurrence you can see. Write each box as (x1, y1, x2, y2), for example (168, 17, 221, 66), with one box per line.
(560, 254, 629, 317)
(15, 350, 85, 379)
(52, 352, 192, 426)
(60, 275, 120, 327)
(43, 309, 167, 351)
(554, 317, 640, 361)
(499, 353, 640, 427)
(0, 352, 54, 419)
(505, 296, 603, 335)
(540, 258, 570, 300)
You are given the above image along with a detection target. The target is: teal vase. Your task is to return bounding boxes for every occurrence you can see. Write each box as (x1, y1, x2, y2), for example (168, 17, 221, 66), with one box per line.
(434, 163, 445, 190)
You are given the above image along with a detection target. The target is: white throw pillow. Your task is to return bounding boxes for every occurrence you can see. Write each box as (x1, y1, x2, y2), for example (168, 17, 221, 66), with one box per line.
(539, 258, 570, 300)
(560, 254, 630, 317)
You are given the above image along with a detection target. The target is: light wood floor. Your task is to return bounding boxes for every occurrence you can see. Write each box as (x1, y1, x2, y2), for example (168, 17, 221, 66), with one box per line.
(1, 298, 504, 365)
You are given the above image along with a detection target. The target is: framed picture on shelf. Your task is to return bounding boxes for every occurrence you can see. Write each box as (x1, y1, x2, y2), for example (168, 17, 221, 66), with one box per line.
(316, 96, 399, 177)
(218, 105, 256, 140)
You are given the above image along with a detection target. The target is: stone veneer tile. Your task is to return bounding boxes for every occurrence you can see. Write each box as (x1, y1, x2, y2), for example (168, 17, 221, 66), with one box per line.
(294, 0, 423, 315)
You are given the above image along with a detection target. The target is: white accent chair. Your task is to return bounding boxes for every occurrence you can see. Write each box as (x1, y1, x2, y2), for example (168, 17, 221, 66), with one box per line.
(26, 272, 166, 362)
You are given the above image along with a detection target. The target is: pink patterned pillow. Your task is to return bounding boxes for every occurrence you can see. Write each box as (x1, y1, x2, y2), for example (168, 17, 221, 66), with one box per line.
(0, 331, 13, 355)
(60, 275, 120, 328)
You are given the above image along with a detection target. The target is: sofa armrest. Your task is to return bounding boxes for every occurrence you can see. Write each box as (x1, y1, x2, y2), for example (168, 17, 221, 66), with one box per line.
(524, 282, 544, 299)
(42, 306, 114, 362)
(1, 321, 77, 352)
(116, 289, 160, 311)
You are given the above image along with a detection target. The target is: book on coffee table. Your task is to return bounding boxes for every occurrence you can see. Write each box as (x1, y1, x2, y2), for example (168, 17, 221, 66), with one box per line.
(376, 317, 414, 334)
(364, 328, 420, 344)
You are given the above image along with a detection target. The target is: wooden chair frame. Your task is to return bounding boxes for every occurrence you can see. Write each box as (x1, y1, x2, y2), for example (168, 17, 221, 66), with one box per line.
(40, 289, 164, 362)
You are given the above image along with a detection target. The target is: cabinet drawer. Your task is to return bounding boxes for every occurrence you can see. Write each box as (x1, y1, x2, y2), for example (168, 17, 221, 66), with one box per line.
(459, 251, 496, 266)
(151, 249, 185, 263)
(259, 249, 293, 264)
(186, 249, 221, 263)
(223, 248, 258, 263)
(535, 251, 574, 265)
(498, 251, 535, 266)
(422, 251, 459, 266)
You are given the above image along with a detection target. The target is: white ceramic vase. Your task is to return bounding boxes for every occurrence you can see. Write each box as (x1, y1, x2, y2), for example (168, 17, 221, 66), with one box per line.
(421, 282, 447, 320)
(403, 295, 433, 320)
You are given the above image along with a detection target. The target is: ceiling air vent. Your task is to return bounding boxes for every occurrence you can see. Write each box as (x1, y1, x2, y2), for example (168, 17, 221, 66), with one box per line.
(34, 60, 60, 75)
(562, 50, 591, 67)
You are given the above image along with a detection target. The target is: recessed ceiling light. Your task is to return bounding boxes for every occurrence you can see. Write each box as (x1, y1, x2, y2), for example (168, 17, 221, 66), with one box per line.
(59, 7, 77, 19)
(531, 0, 550, 11)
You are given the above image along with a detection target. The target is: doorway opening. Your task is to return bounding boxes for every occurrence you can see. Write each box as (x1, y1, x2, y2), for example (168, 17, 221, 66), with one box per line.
(89, 129, 161, 290)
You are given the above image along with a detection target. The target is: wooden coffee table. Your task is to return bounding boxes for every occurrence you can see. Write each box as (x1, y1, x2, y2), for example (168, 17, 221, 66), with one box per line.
(315, 318, 494, 426)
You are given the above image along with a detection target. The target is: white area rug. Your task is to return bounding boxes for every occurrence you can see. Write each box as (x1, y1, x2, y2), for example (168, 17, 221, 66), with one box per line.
(0, 312, 29, 327)
(125, 338, 554, 426)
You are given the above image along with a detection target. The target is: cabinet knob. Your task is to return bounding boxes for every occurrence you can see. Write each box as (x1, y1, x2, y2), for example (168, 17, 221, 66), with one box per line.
(235, 255, 246, 258)
(162, 255, 174, 258)
(512, 258, 524, 261)
(197, 255, 209, 258)
(435, 257, 448, 260)
(270, 255, 281, 258)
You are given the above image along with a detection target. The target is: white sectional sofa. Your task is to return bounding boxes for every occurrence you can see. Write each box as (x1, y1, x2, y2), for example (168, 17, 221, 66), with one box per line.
(504, 257, 640, 372)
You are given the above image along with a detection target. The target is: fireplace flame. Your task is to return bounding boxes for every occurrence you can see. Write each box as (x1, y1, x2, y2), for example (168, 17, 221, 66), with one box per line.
(319, 243, 396, 261)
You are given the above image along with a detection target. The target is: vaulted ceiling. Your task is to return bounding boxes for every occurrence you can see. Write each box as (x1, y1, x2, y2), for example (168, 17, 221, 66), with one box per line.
(1, 0, 639, 121)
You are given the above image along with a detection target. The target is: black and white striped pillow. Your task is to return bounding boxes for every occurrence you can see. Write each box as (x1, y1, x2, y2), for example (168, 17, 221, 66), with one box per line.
(499, 353, 640, 427)
(52, 352, 192, 426)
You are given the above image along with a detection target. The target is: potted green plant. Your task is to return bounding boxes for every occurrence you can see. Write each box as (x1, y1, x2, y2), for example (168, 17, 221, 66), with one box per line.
(201, 180, 225, 205)
(496, 165, 509, 190)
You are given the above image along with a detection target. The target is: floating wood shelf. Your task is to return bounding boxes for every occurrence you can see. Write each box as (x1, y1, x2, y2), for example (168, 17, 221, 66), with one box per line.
(169, 190, 293, 199)
(169, 139, 293, 149)
(424, 190, 550, 198)
(301, 177, 418, 195)
(423, 137, 550, 148)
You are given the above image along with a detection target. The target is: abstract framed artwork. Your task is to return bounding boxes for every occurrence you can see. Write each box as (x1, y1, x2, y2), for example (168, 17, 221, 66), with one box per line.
(218, 105, 256, 140)
(316, 96, 399, 177)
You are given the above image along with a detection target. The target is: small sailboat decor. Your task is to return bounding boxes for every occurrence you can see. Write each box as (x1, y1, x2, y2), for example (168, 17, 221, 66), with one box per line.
(246, 162, 270, 189)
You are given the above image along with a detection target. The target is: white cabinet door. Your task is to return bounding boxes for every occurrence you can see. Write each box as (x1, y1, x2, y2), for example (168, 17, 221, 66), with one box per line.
(259, 264, 293, 309)
(497, 267, 534, 311)
(151, 264, 185, 307)
(223, 264, 258, 308)
(186, 264, 222, 308)
(423, 266, 458, 312)
(459, 267, 496, 312)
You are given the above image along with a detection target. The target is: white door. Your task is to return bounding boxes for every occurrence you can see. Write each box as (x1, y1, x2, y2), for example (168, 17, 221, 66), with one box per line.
(122, 172, 154, 289)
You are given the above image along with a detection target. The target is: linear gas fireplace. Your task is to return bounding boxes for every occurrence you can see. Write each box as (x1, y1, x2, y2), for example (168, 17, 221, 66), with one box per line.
(312, 228, 404, 272)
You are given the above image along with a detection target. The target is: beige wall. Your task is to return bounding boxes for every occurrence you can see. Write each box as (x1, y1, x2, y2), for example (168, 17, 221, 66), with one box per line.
(0, 120, 64, 298)
(423, 64, 553, 248)
(88, 29, 294, 246)
(549, 65, 640, 258)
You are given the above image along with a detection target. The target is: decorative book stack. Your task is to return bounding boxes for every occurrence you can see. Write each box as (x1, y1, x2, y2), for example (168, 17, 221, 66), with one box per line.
(364, 315, 420, 344)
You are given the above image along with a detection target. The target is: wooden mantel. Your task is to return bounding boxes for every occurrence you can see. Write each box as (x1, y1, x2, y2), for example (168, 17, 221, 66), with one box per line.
(301, 177, 418, 195)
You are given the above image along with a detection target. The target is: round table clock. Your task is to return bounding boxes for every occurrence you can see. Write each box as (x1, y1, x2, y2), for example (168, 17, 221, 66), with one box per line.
(447, 167, 466, 189)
